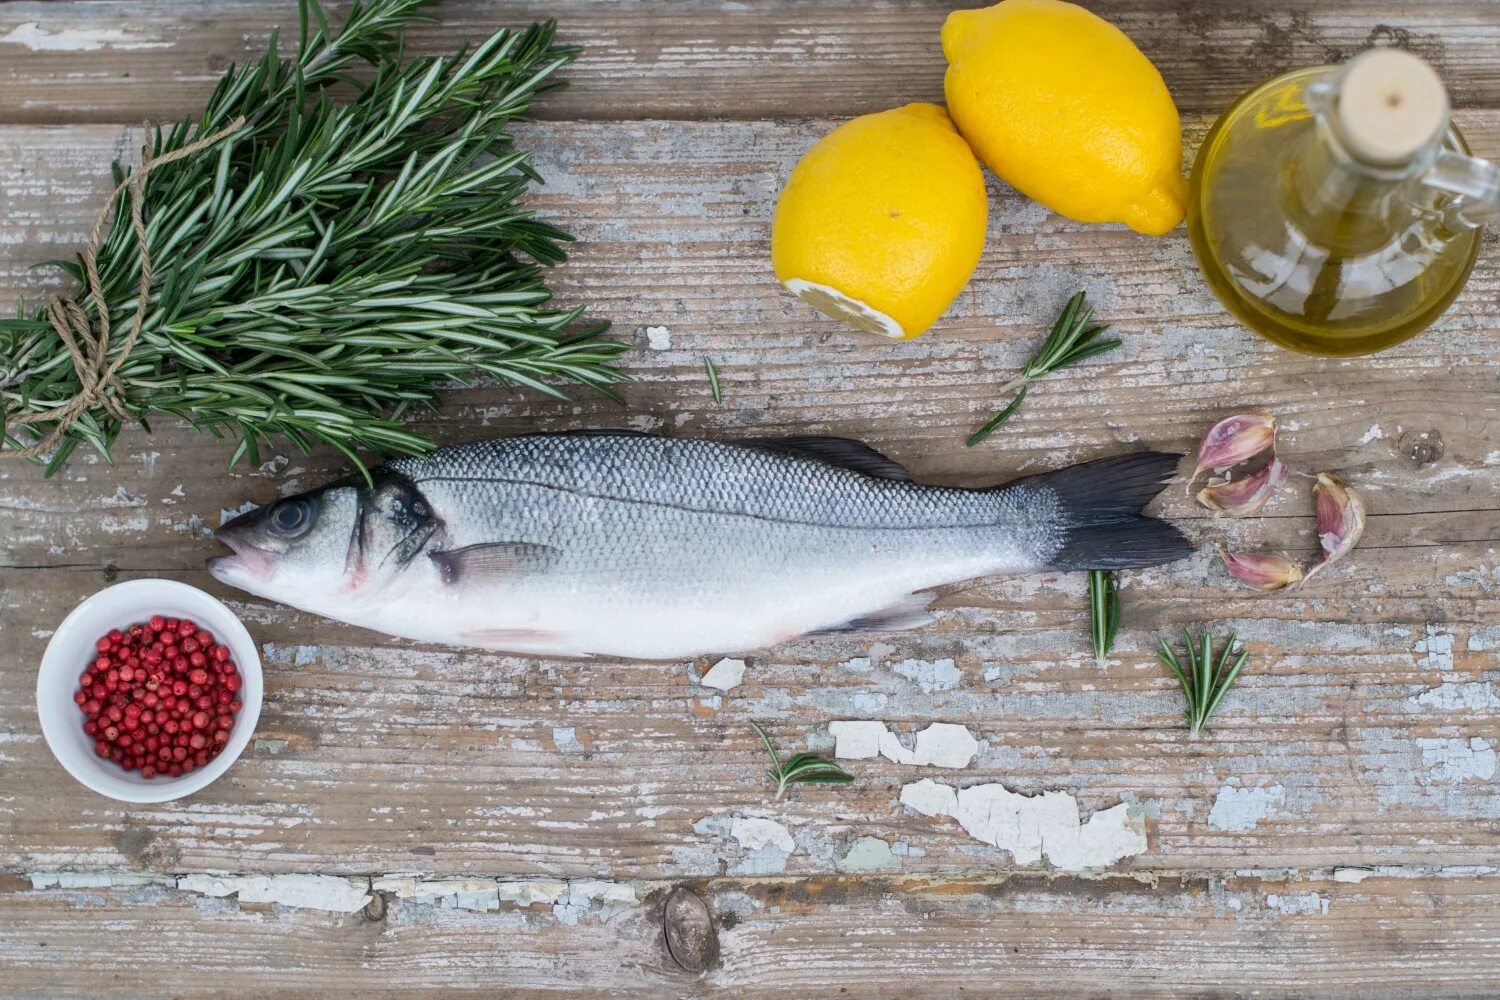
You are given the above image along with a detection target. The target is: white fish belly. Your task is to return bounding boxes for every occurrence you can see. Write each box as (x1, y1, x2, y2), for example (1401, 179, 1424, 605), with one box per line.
(340, 489, 1039, 658)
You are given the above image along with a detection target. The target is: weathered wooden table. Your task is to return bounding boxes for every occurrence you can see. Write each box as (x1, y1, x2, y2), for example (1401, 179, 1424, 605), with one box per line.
(4, 1, 1500, 995)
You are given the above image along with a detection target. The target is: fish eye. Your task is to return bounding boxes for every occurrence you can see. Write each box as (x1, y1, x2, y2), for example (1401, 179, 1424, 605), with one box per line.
(267, 498, 316, 537)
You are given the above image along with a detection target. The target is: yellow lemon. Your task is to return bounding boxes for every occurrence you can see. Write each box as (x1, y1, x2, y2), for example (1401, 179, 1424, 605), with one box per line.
(771, 103, 988, 339)
(942, 0, 1186, 236)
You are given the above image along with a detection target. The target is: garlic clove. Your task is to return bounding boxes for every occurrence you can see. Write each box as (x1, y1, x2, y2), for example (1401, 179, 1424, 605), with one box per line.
(1303, 472, 1366, 581)
(1219, 547, 1304, 591)
(1197, 458, 1287, 517)
(1189, 413, 1277, 493)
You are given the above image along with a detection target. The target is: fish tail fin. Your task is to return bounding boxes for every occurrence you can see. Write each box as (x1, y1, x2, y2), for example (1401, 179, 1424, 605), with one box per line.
(1010, 451, 1194, 571)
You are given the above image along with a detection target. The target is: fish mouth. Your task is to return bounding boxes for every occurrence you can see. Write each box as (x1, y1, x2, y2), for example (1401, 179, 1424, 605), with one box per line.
(208, 526, 276, 584)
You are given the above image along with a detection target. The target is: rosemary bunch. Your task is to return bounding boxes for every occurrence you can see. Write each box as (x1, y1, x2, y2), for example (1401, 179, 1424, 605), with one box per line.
(1, 0, 627, 474)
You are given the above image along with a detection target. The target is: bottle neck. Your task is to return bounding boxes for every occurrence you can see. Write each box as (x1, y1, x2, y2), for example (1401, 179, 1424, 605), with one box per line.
(1284, 108, 1429, 251)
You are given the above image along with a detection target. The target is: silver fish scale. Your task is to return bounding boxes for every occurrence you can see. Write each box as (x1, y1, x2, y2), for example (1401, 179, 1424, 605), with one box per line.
(386, 433, 1047, 532)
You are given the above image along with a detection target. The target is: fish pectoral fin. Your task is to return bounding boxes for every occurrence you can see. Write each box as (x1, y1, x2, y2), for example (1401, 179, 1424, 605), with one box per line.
(429, 542, 560, 585)
(460, 627, 568, 649)
(807, 592, 937, 636)
(745, 436, 911, 481)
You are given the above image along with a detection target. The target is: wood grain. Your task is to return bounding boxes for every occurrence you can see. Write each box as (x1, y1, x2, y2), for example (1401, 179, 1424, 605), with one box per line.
(4, 869, 1500, 996)
(2, 121, 1498, 881)
(2, 1, 1500, 124)
(4, 1, 1500, 989)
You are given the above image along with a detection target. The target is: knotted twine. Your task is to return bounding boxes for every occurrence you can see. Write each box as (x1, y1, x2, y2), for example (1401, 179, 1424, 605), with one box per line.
(1, 116, 246, 460)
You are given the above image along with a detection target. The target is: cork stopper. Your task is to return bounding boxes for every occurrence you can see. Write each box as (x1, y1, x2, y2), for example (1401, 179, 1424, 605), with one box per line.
(1336, 48, 1449, 166)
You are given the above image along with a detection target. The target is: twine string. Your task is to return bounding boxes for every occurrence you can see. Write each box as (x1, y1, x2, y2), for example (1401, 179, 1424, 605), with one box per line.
(2, 117, 246, 460)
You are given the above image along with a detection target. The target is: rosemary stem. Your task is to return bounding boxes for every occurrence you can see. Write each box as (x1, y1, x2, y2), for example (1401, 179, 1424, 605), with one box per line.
(1158, 630, 1253, 738)
(966, 291, 1120, 446)
(995, 375, 1029, 396)
(1088, 570, 1119, 666)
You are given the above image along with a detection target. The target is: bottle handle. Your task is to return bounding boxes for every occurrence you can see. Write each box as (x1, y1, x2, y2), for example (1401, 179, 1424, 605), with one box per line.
(1423, 149, 1500, 229)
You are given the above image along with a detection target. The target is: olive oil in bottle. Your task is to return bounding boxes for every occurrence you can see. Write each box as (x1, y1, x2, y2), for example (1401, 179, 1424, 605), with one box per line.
(1188, 48, 1500, 356)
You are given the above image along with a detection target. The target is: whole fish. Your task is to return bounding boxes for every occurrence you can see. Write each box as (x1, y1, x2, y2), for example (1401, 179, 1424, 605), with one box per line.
(209, 431, 1191, 658)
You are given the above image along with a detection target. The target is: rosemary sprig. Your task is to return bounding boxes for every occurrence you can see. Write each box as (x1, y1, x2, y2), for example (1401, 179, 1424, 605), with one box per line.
(704, 358, 723, 405)
(1089, 570, 1118, 665)
(750, 722, 853, 801)
(1156, 630, 1252, 737)
(1, 0, 628, 474)
(967, 291, 1120, 446)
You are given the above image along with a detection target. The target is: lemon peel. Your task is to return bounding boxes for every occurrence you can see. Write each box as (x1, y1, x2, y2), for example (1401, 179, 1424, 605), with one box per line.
(942, 0, 1186, 236)
(772, 103, 988, 339)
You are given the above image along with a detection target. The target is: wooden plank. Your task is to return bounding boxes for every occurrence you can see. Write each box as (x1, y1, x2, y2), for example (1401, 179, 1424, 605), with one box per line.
(8, 0, 1500, 989)
(2, 118, 1499, 498)
(3, 868, 1500, 996)
(2, 119, 1499, 877)
(3, 559, 1500, 876)
(3, 1, 1500, 125)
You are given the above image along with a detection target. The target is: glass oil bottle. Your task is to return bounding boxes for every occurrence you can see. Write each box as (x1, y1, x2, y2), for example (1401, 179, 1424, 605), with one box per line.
(1188, 48, 1500, 356)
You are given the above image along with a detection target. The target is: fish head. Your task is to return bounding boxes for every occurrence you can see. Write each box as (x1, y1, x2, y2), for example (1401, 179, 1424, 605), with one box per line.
(208, 484, 362, 604)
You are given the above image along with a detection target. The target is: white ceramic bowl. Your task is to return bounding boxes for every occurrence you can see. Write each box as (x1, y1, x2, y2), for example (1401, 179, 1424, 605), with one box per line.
(36, 579, 263, 803)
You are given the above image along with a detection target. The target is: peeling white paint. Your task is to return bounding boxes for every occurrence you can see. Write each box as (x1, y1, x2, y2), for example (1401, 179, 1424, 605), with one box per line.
(368, 875, 634, 922)
(830, 720, 978, 769)
(0, 22, 172, 52)
(497, 881, 574, 906)
(1418, 737, 1497, 784)
(900, 778, 1148, 870)
(98, 484, 144, 508)
(729, 816, 794, 853)
(372, 876, 517, 912)
(551, 726, 584, 753)
(552, 880, 638, 925)
(176, 873, 371, 913)
(1415, 625, 1455, 670)
(1326, 864, 1497, 882)
(645, 325, 672, 350)
(838, 836, 902, 872)
(699, 657, 745, 691)
(1414, 682, 1500, 711)
(28, 872, 171, 890)
(219, 501, 259, 526)
(1444, 565, 1499, 592)
(890, 657, 962, 693)
(1208, 783, 1285, 833)
(1471, 625, 1500, 650)
(1266, 891, 1329, 916)
(1357, 424, 1384, 444)
(694, 813, 797, 875)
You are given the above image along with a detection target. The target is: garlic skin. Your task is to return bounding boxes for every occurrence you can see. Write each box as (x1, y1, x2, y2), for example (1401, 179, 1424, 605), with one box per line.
(1190, 413, 1277, 491)
(1303, 473, 1366, 581)
(1197, 458, 1287, 517)
(1219, 547, 1304, 591)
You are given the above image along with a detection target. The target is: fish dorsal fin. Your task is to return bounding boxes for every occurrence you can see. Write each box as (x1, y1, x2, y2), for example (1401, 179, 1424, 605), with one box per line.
(559, 428, 655, 439)
(430, 542, 560, 585)
(746, 436, 911, 481)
